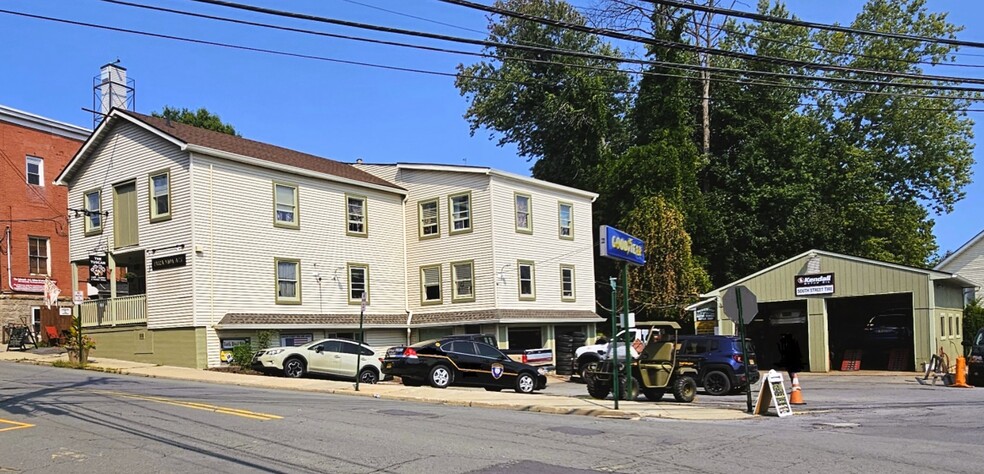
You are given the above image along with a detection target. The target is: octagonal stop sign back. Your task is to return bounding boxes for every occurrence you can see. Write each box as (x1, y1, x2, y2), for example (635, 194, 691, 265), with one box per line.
(722, 285, 759, 324)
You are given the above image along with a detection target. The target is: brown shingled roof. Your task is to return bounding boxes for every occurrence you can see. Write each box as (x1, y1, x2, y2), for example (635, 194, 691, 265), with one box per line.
(218, 309, 601, 328)
(119, 110, 401, 191)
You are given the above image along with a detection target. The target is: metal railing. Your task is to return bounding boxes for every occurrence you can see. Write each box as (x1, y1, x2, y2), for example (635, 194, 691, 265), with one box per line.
(79, 295, 147, 327)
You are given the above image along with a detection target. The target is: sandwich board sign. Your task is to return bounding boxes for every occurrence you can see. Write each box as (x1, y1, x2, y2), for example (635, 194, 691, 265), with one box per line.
(754, 369, 793, 417)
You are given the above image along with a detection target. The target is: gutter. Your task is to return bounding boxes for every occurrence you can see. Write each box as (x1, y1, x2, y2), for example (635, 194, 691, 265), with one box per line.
(4, 226, 11, 292)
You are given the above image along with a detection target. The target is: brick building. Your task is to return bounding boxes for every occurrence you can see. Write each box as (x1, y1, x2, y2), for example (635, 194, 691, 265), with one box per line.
(1, 105, 89, 334)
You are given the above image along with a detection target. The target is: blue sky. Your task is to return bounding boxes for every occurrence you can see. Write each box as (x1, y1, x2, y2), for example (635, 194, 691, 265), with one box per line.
(1, 0, 980, 256)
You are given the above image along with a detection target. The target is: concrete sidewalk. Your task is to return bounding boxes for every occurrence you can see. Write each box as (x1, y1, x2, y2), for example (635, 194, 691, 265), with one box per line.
(0, 347, 751, 421)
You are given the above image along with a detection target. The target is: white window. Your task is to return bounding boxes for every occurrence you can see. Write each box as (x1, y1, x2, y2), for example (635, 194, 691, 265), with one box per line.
(84, 190, 102, 234)
(421, 265, 442, 304)
(418, 199, 439, 238)
(449, 192, 471, 234)
(558, 202, 573, 239)
(28, 237, 49, 275)
(515, 193, 532, 233)
(149, 170, 171, 222)
(274, 183, 299, 228)
(348, 264, 369, 304)
(560, 265, 575, 301)
(26, 156, 44, 186)
(451, 261, 474, 302)
(346, 194, 367, 236)
(518, 260, 535, 300)
(275, 258, 300, 304)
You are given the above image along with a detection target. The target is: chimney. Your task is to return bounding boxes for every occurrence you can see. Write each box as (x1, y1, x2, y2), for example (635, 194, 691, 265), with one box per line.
(99, 61, 128, 114)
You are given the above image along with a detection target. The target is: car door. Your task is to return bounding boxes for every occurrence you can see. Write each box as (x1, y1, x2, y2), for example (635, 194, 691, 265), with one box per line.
(307, 340, 340, 374)
(335, 340, 371, 378)
(476, 341, 511, 388)
(446, 341, 486, 386)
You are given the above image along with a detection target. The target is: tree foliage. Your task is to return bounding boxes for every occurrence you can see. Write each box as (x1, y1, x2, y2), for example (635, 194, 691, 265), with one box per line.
(152, 106, 239, 136)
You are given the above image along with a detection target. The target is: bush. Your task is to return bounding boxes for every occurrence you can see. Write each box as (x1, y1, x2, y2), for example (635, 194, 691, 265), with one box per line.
(231, 343, 254, 369)
(257, 330, 276, 349)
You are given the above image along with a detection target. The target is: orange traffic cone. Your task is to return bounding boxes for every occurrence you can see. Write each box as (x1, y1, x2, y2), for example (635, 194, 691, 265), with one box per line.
(952, 356, 974, 388)
(789, 373, 806, 405)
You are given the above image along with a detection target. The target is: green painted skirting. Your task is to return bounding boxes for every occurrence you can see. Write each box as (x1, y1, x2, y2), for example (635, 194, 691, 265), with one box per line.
(85, 326, 207, 369)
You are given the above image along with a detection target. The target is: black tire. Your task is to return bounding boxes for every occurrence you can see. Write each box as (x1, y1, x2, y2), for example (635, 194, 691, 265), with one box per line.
(703, 370, 732, 396)
(672, 375, 697, 403)
(642, 388, 665, 401)
(571, 331, 585, 338)
(428, 365, 452, 389)
(484, 386, 502, 392)
(558, 335, 574, 343)
(401, 377, 422, 387)
(618, 375, 640, 401)
(358, 367, 379, 384)
(579, 361, 600, 381)
(515, 373, 537, 393)
(587, 379, 611, 400)
(282, 357, 306, 378)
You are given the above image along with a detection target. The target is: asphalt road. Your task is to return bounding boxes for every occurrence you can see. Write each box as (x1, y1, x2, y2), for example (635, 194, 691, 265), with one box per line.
(2, 363, 983, 473)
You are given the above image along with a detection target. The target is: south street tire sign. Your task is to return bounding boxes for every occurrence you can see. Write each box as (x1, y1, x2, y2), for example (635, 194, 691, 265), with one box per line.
(795, 273, 834, 296)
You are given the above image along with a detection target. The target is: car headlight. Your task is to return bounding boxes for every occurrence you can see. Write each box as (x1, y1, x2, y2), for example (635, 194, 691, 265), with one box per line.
(265, 349, 285, 356)
(537, 368, 548, 376)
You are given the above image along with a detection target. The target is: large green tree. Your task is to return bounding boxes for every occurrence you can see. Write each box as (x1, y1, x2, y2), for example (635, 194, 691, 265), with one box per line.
(152, 106, 239, 136)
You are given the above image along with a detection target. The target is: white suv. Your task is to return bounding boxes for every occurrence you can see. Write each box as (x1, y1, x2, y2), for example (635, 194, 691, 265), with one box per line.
(252, 338, 383, 384)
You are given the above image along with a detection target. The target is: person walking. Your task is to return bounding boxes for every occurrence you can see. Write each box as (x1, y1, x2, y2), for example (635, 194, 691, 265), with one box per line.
(776, 333, 803, 380)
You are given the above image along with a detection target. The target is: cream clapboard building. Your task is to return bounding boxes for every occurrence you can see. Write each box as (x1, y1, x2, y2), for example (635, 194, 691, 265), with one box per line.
(55, 109, 601, 368)
(935, 229, 984, 303)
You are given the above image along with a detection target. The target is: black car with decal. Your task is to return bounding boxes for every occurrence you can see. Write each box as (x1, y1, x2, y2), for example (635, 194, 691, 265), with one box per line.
(381, 337, 548, 393)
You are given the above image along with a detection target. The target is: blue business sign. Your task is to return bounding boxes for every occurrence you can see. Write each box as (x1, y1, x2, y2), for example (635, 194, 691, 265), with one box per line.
(599, 225, 646, 266)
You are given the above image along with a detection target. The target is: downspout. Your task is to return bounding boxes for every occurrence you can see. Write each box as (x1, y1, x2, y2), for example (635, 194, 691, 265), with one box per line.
(401, 188, 411, 344)
(5, 226, 12, 291)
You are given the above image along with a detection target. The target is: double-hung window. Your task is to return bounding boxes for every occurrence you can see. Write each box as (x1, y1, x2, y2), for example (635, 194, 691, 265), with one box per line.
(449, 192, 472, 235)
(348, 264, 369, 304)
(275, 258, 301, 304)
(149, 170, 171, 222)
(517, 260, 535, 301)
(451, 260, 475, 302)
(26, 156, 43, 186)
(560, 265, 575, 301)
(346, 194, 367, 237)
(421, 264, 442, 305)
(418, 199, 439, 239)
(273, 183, 299, 228)
(28, 237, 49, 275)
(515, 193, 532, 234)
(558, 202, 573, 239)
(84, 190, 102, 235)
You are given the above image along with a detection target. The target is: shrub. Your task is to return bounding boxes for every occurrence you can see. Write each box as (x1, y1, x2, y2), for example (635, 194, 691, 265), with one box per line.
(231, 343, 254, 369)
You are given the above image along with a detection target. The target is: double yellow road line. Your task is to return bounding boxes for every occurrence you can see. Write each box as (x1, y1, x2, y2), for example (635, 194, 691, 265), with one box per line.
(0, 419, 34, 433)
(95, 391, 283, 421)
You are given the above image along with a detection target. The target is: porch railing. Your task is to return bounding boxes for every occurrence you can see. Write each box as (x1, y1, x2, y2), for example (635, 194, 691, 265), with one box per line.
(79, 295, 147, 327)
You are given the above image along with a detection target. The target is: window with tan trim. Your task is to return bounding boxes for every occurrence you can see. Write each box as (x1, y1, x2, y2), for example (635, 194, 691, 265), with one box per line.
(451, 260, 475, 302)
(449, 192, 472, 235)
(273, 182, 299, 228)
(149, 169, 172, 222)
(348, 263, 369, 305)
(84, 189, 102, 235)
(518, 260, 535, 301)
(515, 193, 532, 234)
(560, 265, 575, 301)
(346, 194, 367, 237)
(558, 202, 573, 239)
(275, 258, 301, 304)
(28, 236, 49, 275)
(418, 199, 439, 239)
(421, 264, 442, 305)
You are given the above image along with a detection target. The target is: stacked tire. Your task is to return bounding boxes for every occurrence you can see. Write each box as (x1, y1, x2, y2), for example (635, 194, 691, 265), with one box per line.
(554, 331, 586, 376)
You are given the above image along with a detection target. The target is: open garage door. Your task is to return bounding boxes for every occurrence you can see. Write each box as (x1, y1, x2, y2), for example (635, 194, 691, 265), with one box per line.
(826, 293, 913, 371)
(745, 301, 809, 373)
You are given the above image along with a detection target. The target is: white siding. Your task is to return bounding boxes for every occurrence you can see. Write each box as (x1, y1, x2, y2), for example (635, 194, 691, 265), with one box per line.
(937, 238, 984, 292)
(66, 122, 195, 329)
(189, 155, 407, 330)
(488, 175, 596, 312)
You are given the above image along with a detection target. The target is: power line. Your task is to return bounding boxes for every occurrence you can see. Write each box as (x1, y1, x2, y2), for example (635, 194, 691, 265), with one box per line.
(339, 0, 487, 36)
(649, 0, 984, 50)
(438, 0, 984, 91)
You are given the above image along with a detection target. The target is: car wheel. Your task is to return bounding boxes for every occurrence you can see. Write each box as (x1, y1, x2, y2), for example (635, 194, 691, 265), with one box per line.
(428, 365, 452, 389)
(703, 370, 732, 396)
(672, 375, 697, 403)
(359, 367, 379, 384)
(515, 373, 536, 394)
(283, 357, 306, 378)
(586, 379, 611, 400)
(579, 360, 599, 382)
(484, 386, 502, 392)
(401, 377, 422, 387)
(618, 375, 640, 401)
(642, 388, 665, 401)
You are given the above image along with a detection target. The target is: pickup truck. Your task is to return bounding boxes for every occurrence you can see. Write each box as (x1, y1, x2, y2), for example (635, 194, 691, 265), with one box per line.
(442, 334, 553, 367)
(574, 327, 651, 380)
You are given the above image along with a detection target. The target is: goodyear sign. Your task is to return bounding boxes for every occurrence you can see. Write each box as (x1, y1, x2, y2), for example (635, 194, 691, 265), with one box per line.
(599, 225, 645, 266)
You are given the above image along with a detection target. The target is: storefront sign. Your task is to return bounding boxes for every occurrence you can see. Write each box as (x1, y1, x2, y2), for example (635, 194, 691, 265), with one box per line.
(11, 277, 50, 293)
(152, 253, 186, 271)
(794, 273, 834, 296)
(598, 225, 646, 266)
(89, 254, 108, 283)
(754, 369, 793, 417)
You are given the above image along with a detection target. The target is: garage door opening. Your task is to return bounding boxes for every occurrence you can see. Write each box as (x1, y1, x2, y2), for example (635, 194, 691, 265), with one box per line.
(826, 293, 914, 371)
(745, 301, 809, 372)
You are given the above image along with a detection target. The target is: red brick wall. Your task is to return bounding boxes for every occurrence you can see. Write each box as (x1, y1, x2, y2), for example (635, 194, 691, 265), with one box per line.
(0, 119, 84, 297)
